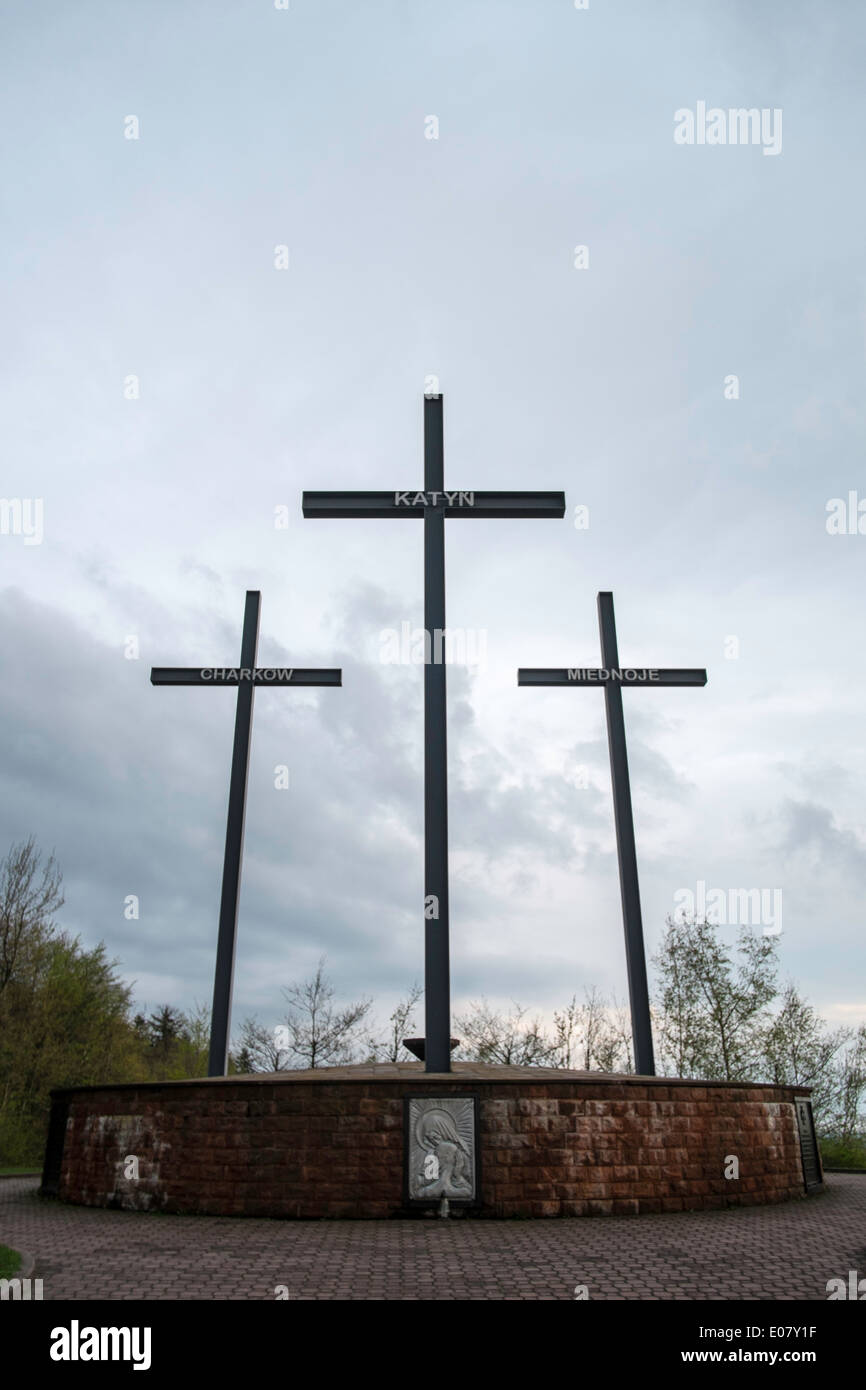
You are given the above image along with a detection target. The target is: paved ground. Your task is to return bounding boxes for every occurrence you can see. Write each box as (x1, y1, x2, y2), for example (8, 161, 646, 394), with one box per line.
(2, 1175, 864, 1300)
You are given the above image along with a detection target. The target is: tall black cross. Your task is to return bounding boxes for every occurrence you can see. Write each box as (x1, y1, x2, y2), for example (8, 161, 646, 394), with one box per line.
(151, 590, 342, 1077)
(518, 591, 707, 1077)
(303, 394, 565, 1072)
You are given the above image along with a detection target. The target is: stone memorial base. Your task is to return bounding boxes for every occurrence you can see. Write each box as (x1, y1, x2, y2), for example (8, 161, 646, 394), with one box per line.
(42, 1063, 817, 1219)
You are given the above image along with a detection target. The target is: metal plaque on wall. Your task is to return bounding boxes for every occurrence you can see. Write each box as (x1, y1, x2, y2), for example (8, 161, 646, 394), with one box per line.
(795, 1097, 823, 1192)
(404, 1096, 480, 1207)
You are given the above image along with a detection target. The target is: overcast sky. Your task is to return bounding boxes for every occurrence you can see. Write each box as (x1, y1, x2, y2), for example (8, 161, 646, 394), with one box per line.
(2, 1, 864, 1051)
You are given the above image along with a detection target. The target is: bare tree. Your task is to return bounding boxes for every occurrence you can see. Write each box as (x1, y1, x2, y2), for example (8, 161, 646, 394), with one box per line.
(455, 999, 555, 1066)
(596, 993, 634, 1073)
(551, 994, 583, 1069)
(366, 983, 423, 1062)
(235, 1016, 291, 1072)
(0, 836, 64, 996)
(551, 987, 619, 1070)
(549, 988, 633, 1072)
(281, 957, 372, 1068)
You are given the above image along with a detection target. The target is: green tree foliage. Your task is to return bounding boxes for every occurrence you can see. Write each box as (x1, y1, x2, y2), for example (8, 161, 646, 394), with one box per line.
(652, 915, 865, 1143)
(132, 1002, 210, 1080)
(0, 839, 141, 1164)
(0, 839, 213, 1163)
(653, 914, 778, 1081)
(759, 983, 852, 1132)
(822, 1024, 866, 1144)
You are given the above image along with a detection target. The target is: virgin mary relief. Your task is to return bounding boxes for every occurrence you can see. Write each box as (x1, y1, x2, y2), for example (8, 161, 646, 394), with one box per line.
(409, 1098, 476, 1201)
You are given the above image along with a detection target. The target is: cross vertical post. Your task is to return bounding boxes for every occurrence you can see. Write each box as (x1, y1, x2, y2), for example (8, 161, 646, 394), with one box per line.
(597, 591, 655, 1077)
(423, 396, 451, 1073)
(209, 589, 260, 1077)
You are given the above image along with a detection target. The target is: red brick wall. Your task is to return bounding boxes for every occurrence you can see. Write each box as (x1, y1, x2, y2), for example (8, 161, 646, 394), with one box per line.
(52, 1077, 812, 1219)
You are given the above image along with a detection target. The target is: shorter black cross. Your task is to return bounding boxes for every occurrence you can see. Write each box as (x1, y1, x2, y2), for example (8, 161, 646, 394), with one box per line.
(151, 590, 342, 1077)
(518, 591, 707, 1076)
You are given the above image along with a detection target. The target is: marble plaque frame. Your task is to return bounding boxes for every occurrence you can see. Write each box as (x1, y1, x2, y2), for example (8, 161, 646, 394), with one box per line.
(794, 1097, 823, 1192)
(403, 1095, 480, 1208)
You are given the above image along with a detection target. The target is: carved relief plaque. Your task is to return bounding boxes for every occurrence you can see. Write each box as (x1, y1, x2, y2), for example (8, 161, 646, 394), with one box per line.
(405, 1096, 478, 1205)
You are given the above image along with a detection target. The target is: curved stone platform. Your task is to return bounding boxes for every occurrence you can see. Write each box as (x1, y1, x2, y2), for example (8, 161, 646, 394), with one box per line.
(43, 1063, 818, 1219)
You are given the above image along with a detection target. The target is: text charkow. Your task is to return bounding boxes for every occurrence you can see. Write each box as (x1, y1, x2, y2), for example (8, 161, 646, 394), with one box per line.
(200, 668, 294, 681)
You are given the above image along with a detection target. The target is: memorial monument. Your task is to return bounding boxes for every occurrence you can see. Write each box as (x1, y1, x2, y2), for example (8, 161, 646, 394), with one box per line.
(42, 394, 821, 1219)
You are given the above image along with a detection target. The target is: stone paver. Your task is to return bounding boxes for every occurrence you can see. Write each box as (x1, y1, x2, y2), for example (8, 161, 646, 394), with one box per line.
(1, 1175, 864, 1300)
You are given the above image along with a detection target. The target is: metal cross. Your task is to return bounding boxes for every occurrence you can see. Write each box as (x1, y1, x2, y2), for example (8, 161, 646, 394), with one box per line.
(304, 394, 565, 1072)
(151, 589, 342, 1076)
(518, 590, 707, 1076)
